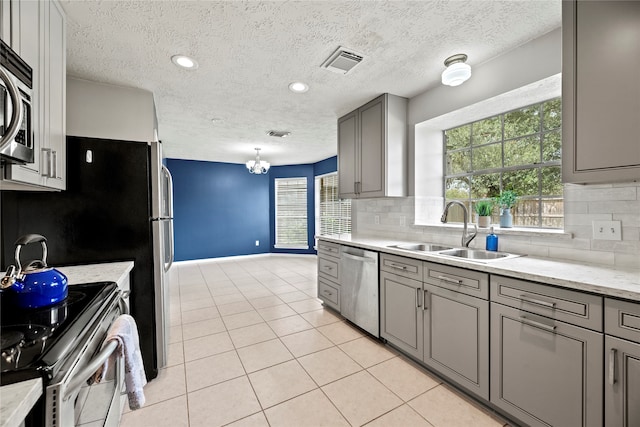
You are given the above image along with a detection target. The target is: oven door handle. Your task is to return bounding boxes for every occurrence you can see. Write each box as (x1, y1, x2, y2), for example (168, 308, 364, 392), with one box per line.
(0, 67, 24, 153)
(63, 339, 119, 401)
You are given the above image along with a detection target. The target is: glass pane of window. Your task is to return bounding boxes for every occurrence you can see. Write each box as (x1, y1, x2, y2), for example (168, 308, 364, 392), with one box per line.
(541, 198, 564, 229)
(541, 166, 563, 196)
(504, 105, 540, 139)
(543, 98, 562, 131)
(504, 135, 541, 167)
(471, 173, 500, 199)
(445, 124, 471, 151)
(317, 173, 351, 236)
(502, 169, 539, 197)
(472, 143, 502, 171)
(446, 150, 470, 174)
(445, 176, 470, 200)
(542, 130, 561, 162)
(275, 178, 308, 247)
(472, 116, 501, 145)
(512, 199, 539, 227)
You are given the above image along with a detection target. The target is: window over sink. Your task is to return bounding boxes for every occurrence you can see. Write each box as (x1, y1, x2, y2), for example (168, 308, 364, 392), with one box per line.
(443, 97, 563, 228)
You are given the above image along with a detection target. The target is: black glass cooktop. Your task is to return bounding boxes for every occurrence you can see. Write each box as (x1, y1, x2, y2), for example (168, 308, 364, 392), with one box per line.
(0, 281, 118, 385)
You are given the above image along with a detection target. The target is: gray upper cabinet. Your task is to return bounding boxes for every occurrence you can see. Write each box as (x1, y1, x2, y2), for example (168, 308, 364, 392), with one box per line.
(338, 93, 407, 199)
(562, 0, 640, 183)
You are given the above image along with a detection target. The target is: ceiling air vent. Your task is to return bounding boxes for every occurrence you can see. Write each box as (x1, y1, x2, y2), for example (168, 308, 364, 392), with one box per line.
(266, 130, 291, 138)
(321, 46, 364, 74)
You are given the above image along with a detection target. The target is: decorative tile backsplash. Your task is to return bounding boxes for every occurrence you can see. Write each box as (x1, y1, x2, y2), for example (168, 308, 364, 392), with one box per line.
(352, 182, 640, 269)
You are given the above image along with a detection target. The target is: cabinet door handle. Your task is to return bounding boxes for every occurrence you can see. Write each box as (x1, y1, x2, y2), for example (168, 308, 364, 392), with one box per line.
(520, 316, 556, 333)
(50, 150, 57, 178)
(609, 348, 617, 386)
(519, 294, 556, 308)
(422, 289, 428, 311)
(41, 148, 51, 177)
(437, 275, 463, 285)
(415, 287, 421, 309)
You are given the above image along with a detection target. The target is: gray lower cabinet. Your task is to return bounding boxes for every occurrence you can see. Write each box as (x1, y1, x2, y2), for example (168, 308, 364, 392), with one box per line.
(317, 241, 341, 311)
(605, 336, 640, 427)
(380, 270, 423, 359)
(423, 283, 489, 400)
(490, 302, 603, 427)
(605, 297, 640, 426)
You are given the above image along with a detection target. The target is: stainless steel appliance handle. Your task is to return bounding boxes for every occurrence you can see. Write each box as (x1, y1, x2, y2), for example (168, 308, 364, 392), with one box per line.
(520, 316, 557, 333)
(609, 348, 617, 386)
(63, 339, 119, 401)
(519, 294, 556, 308)
(342, 252, 375, 263)
(162, 165, 175, 273)
(0, 67, 24, 153)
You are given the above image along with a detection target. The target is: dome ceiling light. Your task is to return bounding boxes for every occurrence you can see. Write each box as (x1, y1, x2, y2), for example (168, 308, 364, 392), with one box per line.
(441, 53, 471, 87)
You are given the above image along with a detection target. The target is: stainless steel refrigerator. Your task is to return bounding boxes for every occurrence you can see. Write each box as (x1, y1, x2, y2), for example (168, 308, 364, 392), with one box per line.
(0, 136, 174, 380)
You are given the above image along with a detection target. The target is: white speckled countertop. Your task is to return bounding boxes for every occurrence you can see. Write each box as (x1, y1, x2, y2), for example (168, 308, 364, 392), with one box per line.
(0, 261, 134, 427)
(319, 235, 640, 301)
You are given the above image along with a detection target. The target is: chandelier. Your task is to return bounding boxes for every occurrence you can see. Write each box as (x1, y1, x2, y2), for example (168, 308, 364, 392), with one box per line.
(246, 148, 270, 174)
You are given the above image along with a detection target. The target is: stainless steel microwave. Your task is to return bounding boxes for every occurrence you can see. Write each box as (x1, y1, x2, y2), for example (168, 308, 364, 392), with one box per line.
(0, 38, 33, 164)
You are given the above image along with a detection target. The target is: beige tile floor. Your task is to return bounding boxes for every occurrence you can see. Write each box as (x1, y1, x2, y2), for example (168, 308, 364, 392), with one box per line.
(119, 255, 509, 427)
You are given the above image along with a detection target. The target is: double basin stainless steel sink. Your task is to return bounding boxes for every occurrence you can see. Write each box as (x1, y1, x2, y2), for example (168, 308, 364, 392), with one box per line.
(388, 243, 523, 262)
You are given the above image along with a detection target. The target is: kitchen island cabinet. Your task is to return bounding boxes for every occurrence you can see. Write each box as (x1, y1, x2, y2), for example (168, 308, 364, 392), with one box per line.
(562, 0, 640, 183)
(337, 93, 407, 199)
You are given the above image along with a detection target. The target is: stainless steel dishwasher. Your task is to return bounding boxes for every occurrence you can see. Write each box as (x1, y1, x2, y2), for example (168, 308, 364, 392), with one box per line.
(340, 246, 379, 337)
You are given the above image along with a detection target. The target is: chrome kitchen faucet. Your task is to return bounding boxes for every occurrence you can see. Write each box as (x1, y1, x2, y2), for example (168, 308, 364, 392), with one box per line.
(441, 201, 478, 247)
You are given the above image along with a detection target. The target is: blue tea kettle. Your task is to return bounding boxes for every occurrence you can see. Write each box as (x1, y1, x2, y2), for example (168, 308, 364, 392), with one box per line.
(1, 234, 68, 309)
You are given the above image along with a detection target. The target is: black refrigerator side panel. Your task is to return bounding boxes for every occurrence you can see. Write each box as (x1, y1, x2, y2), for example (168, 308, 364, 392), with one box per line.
(1, 136, 158, 380)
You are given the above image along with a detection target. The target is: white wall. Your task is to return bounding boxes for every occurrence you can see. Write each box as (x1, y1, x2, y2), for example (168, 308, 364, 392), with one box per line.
(67, 77, 158, 142)
(351, 27, 640, 268)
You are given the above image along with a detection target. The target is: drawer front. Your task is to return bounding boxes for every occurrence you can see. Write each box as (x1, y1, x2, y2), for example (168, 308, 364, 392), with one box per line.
(318, 241, 340, 259)
(605, 298, 640, 342)
(490, 275, 603, 331)
(380, 253, 423, 281)
(423, 262, 489, 300)
(318, 277, 340, 311)
(318, 256, 340, 281)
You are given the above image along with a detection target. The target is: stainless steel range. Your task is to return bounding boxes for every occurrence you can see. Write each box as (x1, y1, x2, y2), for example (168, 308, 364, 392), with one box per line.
(1, 281, 128, 427)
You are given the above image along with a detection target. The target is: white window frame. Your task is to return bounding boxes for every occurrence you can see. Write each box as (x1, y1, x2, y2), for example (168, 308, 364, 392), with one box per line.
(274, 177, 309, 249)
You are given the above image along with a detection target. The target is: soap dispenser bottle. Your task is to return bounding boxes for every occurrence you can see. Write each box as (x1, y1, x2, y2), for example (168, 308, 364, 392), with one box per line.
(486, 227, 498, 251)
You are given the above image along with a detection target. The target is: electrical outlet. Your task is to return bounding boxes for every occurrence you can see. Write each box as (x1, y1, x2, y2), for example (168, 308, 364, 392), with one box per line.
(374, 215, 380, 225)
(592, 220, 622, 241)
(255, 240, 260, 246)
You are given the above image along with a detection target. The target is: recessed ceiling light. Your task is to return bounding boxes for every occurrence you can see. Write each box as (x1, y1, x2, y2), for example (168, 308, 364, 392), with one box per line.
(171, 55, 198, 70)
(288, 82, 309, 93)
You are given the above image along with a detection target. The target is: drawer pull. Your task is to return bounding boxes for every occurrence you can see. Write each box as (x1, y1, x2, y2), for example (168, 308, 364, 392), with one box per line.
(322, 290, 333, 296)
(389, 263, 408, 271)
(609, 348, 617, 386)
(437, 275, 463, 285)
(520, 294, 556, 308)
(520, 316, 556, 333)
(323, 266, 333, 270)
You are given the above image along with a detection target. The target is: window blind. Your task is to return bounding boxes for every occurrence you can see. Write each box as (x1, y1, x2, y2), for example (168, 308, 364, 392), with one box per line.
(317, 173, 351, 236)
(275, 177, 309, 249)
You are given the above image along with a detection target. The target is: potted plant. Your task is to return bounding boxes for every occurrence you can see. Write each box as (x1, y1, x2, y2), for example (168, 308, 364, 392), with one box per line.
(474, 200, 493, 228)
(495, 190, 518, 228)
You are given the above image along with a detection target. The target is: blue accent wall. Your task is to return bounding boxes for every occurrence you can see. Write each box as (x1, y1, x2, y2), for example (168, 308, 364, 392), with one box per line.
(166, 159, 270, 261)
(166, 156, 337, 261)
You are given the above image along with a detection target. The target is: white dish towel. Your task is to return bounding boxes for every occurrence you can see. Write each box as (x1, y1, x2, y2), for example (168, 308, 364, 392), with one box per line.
(94, 314, 147, 410)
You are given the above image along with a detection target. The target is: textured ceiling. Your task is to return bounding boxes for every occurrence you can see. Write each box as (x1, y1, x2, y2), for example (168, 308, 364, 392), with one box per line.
(60, 0, 561, 166)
